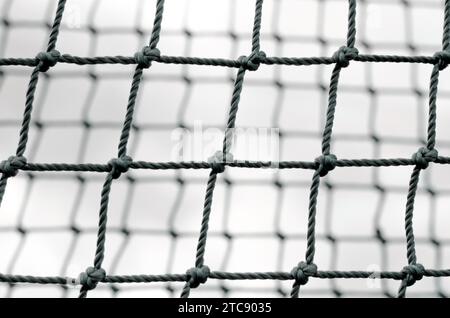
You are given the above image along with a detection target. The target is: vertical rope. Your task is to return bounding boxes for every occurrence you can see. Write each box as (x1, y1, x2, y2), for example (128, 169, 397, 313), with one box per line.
(251, 0, 264, 54)
(181, 0, 265, 298)
(442, 0, 450, 51)
(46, 0, 67, 52)
(397, 0, 450, 298)
(291, 0, 358, 298)
(0, 0, 67, 211)
(79, 0, 166, 298)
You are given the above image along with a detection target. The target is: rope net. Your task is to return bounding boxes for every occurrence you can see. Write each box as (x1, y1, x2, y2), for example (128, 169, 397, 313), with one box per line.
(0, 0, 450, 297)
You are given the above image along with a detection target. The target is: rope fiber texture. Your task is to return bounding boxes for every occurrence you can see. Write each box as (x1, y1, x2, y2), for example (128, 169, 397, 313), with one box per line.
(1, 0, 450, 298)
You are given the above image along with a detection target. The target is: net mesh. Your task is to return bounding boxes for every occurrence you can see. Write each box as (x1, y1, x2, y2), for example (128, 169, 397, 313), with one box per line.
(1, 0, 450, 298)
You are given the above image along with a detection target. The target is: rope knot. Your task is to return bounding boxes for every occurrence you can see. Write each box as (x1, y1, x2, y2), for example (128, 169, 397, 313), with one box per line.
(186, 266, 210, 288)
(134, 46, 160, 68)
(108, 155, 132, 179)
(401, 263, 425, 286)
(208, 151, 233, 174)
(433, 50, 450, 71)
(79, 267, 106, 290)
(36, 50, 60, 72)
(332, 46, 358, 68)
(291, 262, 317, 285)
(0, 156, 27, 177)
(412, 147, 438, 169)
(315, 154, 337, 177)
(238, 51, 266, 71)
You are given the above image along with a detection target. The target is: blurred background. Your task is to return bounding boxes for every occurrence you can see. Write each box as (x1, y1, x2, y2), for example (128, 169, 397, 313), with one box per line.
(1, 0, 450, 297)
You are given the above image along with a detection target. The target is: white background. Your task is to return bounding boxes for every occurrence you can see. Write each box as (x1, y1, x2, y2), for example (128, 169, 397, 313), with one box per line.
(0, 0, 450, 297)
